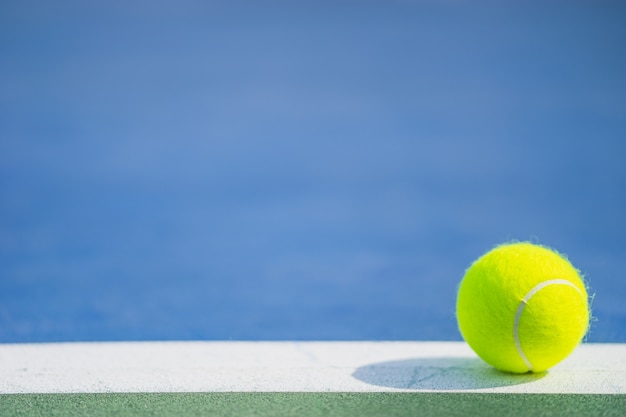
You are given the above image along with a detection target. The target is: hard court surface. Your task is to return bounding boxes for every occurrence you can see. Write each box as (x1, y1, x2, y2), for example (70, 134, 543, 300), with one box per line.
(1, 1, 625, 416)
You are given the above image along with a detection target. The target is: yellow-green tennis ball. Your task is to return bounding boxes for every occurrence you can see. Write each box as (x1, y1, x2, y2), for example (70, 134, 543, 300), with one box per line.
(457, 242, 590, 373)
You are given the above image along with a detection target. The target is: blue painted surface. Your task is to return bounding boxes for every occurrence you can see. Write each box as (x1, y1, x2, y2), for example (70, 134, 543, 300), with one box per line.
(1, 1, 625, 343)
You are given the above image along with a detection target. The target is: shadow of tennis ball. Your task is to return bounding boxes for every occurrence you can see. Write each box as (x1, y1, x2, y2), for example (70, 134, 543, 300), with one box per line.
(352, 357, 545, 390)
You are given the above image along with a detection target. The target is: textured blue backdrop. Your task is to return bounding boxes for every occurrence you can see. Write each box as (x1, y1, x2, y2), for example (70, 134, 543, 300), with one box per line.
(1, 1, 625, 343)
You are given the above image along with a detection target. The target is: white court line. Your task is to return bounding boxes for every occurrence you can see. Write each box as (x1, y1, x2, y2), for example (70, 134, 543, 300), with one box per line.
(0, 341, 624, 394)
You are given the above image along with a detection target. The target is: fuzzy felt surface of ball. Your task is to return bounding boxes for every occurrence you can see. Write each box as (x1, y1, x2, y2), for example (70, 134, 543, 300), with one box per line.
(456, 242, 590, 373)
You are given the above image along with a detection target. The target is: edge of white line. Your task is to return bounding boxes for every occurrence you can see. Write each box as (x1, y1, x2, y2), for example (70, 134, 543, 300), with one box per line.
(0, 341, 624, 394)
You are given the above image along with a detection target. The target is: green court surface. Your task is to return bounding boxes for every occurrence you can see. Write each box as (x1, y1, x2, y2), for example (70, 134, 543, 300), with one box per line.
(2, 392, 625, 417)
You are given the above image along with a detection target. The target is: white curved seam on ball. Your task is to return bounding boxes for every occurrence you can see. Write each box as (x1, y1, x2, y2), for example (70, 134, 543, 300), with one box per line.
(513, 279, 583, 372)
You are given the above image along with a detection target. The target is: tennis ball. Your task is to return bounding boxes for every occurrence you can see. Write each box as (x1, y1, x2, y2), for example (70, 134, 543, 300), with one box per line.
(457, 242, 590, 373)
